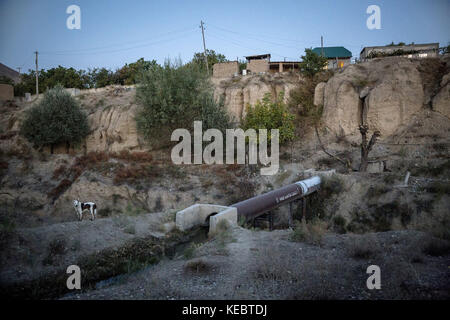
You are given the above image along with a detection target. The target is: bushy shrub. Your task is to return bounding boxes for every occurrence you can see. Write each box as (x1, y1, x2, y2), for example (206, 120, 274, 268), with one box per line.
(20, 84, 89, 149)
(135, 59, 231, 146)
(241, 92, 295, 145)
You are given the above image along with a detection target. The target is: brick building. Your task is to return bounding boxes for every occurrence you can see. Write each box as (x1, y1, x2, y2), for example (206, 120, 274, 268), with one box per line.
(212, 61, 239, 78)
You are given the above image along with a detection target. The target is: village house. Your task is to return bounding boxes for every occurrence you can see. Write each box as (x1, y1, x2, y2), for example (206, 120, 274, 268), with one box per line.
(311, 46, 352, 69)
(0, 62, 20, 100)
(360, 42, 439, 61)
(244, 54, 300, 74)
(0, 62, 21, 84)
(212, 60, 239, 78)
(245, 54, 271, 73)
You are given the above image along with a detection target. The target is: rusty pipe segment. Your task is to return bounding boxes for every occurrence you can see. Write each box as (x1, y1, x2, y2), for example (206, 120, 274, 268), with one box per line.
(232, 176, 321, 220)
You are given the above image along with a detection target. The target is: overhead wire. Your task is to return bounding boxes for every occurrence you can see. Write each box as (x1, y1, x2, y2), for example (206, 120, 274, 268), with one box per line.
(40, 26, 198, 56)
(207, 32, 298, 60)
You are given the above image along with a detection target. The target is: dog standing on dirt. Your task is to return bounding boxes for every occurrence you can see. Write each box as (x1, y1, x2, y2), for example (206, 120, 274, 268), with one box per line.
(73, 200, 97, 221)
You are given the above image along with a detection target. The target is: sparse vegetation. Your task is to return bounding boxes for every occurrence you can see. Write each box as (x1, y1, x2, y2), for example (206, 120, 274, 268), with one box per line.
(43, 237, 67, 265)
(367, 183, 391, 199)
(319, 174, 345, 198)
(422, 239, 450, 257)
(332, 215, 347, 234)
(47, 179, 73, 201)
(0, 209, 16, 250)
(184, 259, 213, 274)
(98, 207, 113, 217)
(346, 235, 379, 260)
(426, 181, 450, 198)
(289, 220, 328, 245)
(209, 220, 235, 255)
(124, 224, 136, 235)
(183, 243, 198, 259)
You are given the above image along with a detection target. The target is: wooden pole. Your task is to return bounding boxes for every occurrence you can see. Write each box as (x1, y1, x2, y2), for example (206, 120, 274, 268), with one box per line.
(200, 21, 209, 73)
(34, 51, 39, 97)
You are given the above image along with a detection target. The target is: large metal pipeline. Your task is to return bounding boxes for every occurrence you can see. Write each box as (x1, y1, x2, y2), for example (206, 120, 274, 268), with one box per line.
(231, 176, 321, 221)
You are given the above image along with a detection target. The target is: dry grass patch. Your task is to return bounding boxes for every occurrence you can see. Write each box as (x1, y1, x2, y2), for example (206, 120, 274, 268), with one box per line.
(290, 220, 328, 245)
(346, 234, 380, 260)
(422, 238, 450, 257)
(184, 259, 214, 274)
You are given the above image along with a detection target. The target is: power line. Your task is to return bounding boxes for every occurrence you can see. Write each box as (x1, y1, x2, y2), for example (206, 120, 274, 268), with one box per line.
(208, 24, 303, 50)
(40, 31, 196, 56)
(208, 23, 306, 44)
(208, 23, 365, 57)
(207, 32, 298, 60)
(40, 26, 197, 56)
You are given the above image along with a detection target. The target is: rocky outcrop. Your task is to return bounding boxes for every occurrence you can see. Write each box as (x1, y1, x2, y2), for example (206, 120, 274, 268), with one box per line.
(432, 72, 450, 119)
(213, 73, 299, 120)
(85, 104, 141, 153)
(315, 56, 448, 139)
(313, 82, 326, 107)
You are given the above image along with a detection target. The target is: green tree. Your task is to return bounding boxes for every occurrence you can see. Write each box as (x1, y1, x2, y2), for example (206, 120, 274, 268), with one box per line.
(20, 84, 89, 150)
(114, 58, 159, 85)
(387, 41, 406, 46)
(242, 92, 295, 144)
(298, 49, 328, 78)
(135, 59, 230, 146)
(90, 68, 115, 88)
(41, 66, 84, 89)
(190, 49, 228, 72)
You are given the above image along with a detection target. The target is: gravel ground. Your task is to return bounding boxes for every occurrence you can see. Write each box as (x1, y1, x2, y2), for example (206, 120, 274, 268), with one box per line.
(62, 228, 450, 300)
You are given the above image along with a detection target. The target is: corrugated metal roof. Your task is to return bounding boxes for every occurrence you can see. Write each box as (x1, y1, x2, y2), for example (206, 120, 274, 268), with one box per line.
(245, 54, 271, 60)
(312, 47, 352, 58)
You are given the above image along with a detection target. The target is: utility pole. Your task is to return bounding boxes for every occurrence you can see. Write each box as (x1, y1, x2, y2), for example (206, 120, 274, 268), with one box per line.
(200, 21, 209, 74)
(321, 36, 324, 57)
(34, 51, 39, 97)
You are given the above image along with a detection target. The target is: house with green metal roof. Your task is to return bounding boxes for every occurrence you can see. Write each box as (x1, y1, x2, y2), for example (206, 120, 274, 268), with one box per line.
(312, 46, 352, 69)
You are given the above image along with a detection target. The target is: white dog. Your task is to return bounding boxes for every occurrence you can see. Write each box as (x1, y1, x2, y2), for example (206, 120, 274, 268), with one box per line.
(73, 200, 97, 221)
